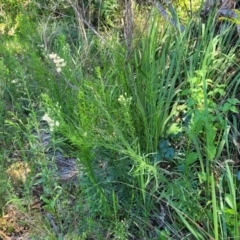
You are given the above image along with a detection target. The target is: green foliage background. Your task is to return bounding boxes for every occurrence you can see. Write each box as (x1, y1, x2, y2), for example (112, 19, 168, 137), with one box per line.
(1, 0, 240, 239)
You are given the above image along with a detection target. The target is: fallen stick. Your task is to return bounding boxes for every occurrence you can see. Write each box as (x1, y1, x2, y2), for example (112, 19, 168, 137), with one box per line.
(0, 230, 11, 240)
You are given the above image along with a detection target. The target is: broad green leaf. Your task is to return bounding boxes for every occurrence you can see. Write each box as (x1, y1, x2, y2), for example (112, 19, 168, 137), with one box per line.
(228, 98, 240, 104)
(186, 152, 198, 165)
(222, 102, 231, 112)
(225, 194, 234, 209)
(208, 143, 216, 160)
(224, 208, 235, 215)
(230, 106, 239, 113)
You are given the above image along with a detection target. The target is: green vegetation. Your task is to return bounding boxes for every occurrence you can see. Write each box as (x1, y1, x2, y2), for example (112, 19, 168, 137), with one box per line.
(1, 0, 240, 239)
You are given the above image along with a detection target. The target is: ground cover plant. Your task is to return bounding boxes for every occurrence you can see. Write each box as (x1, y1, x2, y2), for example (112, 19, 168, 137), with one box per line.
(1, 0, 240, 239)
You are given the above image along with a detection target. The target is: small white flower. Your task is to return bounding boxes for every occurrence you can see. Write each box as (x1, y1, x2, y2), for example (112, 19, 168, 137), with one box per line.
(11, 79, 18, 84)
(42, 113, 53, 124)
(8, 27, 15, 36)
(118, 95, 125, 103)
(42, 113, 59, 131)
(55, 121, 60, 127)
(59, 62, 66, 67)
(56, 67, 62, 73)
(49, 53, 57, 59)
(54, 58, 64, 64)
(118, 93, 132, 107)
(48, 52, 66, 72)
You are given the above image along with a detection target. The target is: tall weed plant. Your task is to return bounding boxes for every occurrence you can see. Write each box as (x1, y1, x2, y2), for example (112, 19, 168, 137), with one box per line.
(46, 10, 183, 206)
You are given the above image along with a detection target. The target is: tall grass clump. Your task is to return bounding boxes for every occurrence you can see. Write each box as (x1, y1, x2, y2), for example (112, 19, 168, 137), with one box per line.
(40, 6, 240, 237)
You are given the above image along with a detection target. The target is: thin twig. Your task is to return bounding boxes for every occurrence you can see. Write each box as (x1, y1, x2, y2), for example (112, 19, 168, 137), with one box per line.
(66, 0, 106, 44)
(151, 0, 185, 32)
(123, 0, 134, 58)
(0, 230, 11, 240)
(46, 213, 62, 238)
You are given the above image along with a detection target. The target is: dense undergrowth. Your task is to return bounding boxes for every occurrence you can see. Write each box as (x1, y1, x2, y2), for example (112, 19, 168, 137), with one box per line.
(1, 0, 240, 239)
